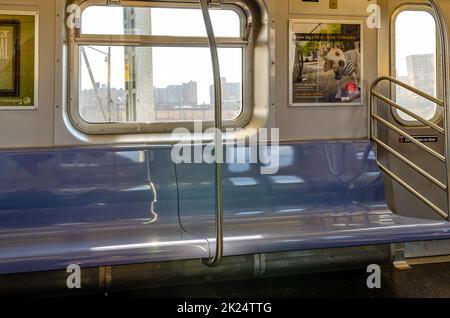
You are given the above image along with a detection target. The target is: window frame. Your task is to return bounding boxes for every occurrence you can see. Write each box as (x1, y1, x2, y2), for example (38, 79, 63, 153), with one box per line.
(68, 0, 254, 135)
(390, 4, 443, 127)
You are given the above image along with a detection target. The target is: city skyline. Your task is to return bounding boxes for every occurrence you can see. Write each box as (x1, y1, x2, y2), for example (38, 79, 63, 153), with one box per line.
(81, 77, 241, 105)
(79, 77, 242, 123)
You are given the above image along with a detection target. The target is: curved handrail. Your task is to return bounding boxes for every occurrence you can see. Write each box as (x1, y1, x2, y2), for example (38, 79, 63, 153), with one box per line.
(370, 76, 444, 107)
(369, 75, 449, 220)
(200, 0, 224, 267)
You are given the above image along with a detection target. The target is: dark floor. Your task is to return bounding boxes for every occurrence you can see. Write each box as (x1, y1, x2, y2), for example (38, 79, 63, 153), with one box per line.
(110, 262, 450, 298)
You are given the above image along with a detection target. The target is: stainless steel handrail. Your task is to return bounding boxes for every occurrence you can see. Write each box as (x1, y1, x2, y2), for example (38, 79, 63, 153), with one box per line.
(377, 160, 448, 219)
(373, 76, 444, 106)
(371, 113, 445, 162)
(372, 136, 446, 191)
(371, 91, 445, 134)
(200, 0, 224, 267)
(370, 76, 449, 220)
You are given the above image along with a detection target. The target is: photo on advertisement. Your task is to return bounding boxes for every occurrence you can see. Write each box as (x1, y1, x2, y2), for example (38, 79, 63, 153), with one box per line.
(289, 20, 363, 106)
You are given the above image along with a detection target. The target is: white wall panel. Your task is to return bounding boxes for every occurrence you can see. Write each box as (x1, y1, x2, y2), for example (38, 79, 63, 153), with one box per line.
(275, 0, 378, 140)
(0, 0, 381, 147)
(289, 0, 377, 17)
(0, 0, 54, 148)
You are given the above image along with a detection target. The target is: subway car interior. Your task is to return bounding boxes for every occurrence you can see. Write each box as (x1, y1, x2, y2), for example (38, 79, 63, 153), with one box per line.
(1, 0, 450, 300)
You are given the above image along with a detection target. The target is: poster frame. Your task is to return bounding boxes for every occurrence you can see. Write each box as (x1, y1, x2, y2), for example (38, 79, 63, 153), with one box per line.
(0, 10, 39, 110)
(0, 20, 20, 97)
(288, 19, 364, 107)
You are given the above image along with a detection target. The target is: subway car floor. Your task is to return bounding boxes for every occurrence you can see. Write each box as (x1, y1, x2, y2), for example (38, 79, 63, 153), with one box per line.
(103, 262, 450, 298)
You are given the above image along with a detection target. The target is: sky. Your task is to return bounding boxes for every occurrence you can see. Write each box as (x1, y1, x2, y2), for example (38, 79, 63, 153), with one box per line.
(80, 7, 242, 105)
(395, 10, 438, 120)
(395, 10, 436, 77)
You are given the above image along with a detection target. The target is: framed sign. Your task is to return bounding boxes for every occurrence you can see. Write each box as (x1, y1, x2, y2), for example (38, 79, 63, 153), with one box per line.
(289, 20, 363, 107)
(0, 11, 38, 110)
(0, 20, 20, 97)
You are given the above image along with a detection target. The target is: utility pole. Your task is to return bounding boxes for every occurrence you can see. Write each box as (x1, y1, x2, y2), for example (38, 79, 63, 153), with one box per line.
(107, 47, 112, 122)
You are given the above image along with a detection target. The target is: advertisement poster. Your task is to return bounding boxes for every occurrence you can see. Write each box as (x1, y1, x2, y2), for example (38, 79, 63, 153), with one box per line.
(0, 20, 19, 96)
(289, 21, 362, 106)
(0, 12, 37, 109)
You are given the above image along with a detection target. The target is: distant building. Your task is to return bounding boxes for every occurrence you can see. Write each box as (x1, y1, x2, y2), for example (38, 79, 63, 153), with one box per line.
(124, 8, 155, 122)
(406, 54, 436, 96)
(209, 77, 241, 107)
(154, 81, 198, 109)
(80, 87, 126, 123)
(396, 54, 437, 119)
(182, 81, 198, 106)
(154, 87, 168, 107)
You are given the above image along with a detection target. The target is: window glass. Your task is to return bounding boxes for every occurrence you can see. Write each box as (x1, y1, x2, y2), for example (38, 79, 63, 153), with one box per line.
(78, 46, 243, 123)
(81, 6, 241, 38)
(394, 10, 438, 121)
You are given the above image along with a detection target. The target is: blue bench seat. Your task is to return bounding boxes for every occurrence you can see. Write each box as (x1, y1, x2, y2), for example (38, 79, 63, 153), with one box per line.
(0, 141, 449, 274)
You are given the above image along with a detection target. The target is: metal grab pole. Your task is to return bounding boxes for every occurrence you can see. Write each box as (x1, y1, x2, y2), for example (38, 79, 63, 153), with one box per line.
(200, 0, 224, 267)
(430, 0, 450, 222)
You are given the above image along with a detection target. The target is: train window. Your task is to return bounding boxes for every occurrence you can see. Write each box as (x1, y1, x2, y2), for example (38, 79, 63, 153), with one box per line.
(392, 8, 440, 122)
(70, 2, 249, 134)
(79, 46, 242, 123)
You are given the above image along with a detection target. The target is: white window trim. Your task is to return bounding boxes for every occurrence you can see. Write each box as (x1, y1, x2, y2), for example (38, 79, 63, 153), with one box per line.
(390, 3, 443, 127)
(68, 0, 254, 135)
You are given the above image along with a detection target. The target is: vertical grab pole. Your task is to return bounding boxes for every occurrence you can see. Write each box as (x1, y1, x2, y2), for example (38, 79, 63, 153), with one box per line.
(200, 0, 224, 267)
(429, 0, 450, 221)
